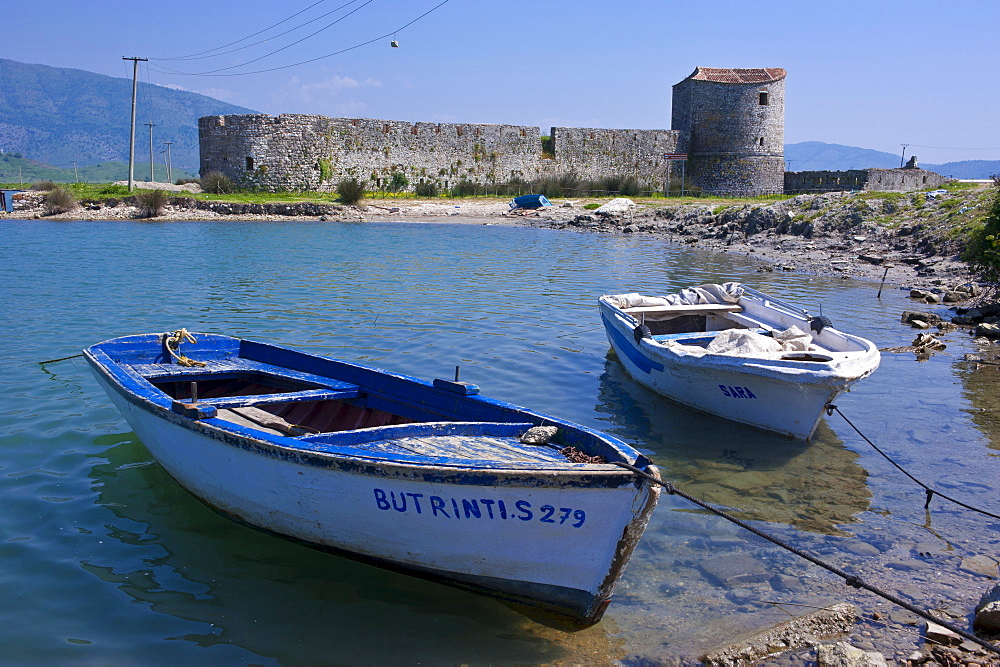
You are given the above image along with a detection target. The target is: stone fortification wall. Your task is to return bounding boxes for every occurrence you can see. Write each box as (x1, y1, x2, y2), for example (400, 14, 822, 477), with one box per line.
(200, 114, 542, 192)
(784, 170, 868, 194)
(863, 167, 947, 192)
(200, 114, 679, 193)
(785, 168, 947, 194)
(550, 127, 679, 183)
(671, 68, 786, 196)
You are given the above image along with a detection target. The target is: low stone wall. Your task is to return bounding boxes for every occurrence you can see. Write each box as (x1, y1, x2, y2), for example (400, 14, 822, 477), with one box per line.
(785, 168, 947, 194)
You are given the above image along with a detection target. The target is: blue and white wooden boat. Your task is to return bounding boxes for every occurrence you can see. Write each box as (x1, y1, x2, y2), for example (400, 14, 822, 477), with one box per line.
(510, 194, 552, 210)
(599, 283, 880, 440)
(84, 331, 660, 628)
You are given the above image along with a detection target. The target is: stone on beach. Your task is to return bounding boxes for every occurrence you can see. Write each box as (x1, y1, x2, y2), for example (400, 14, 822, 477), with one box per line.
(974, 584, 1000, 632)
(594, 198, 636, 216)
(815, 641, 888, 666)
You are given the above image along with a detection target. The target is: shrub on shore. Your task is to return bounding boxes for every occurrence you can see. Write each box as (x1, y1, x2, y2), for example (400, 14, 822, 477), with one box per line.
(201, 171, 235, 194)
(962, 176, 1000, 294)
(450, 180, 483, 197)
(99, 184, 129, 196)
(414, 181, 438, 198)
(43, 186, 76, 214)
(336, 178, 366, 204)
(135, 189, 169, 218)
(388, 172, 409, 193)
(31, 180, 57, 192)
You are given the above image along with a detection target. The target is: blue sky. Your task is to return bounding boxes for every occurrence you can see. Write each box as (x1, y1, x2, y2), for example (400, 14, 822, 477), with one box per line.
(7, 0, 999, 164)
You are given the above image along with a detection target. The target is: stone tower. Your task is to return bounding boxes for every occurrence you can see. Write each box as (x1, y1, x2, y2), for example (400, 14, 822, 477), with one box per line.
(671, 67, 786, 196)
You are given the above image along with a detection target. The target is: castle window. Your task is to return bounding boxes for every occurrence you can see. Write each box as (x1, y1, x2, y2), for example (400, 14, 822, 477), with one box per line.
(758, 91, 769, 105)
(758, 137, 764, 146)
(246, 157, 254, 171)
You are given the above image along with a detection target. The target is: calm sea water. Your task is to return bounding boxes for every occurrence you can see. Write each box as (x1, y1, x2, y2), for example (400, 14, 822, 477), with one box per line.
(1, 220, 997, 663)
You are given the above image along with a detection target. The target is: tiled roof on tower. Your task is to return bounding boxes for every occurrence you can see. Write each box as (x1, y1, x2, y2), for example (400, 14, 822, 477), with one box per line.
(687, 67, 786, 84)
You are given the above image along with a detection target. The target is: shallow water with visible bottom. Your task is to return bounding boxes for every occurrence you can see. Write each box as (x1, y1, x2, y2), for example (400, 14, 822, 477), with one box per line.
(2, 220, 998, 664)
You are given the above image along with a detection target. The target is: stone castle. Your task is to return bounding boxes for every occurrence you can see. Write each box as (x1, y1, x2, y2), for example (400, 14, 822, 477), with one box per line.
(199, 66, 942, 197)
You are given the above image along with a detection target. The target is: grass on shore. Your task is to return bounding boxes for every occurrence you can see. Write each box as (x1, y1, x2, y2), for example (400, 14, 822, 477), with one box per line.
(0, 181, 986, 215)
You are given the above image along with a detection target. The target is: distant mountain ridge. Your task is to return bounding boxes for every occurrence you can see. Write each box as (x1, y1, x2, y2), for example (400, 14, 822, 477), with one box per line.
(0, 58, 258, 172)
(785, 141, 999, 179)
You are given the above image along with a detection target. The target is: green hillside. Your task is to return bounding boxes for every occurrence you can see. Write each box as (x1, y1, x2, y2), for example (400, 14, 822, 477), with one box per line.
(0, 153, 198, 185)
(0, 58, 258, 173)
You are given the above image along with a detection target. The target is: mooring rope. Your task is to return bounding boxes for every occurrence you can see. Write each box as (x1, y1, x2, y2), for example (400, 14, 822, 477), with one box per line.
(612, 460, 1000, 656)
(163, 329, 207, 368)
(37, 353, 84, 365)
(827, 404, 1000, 521)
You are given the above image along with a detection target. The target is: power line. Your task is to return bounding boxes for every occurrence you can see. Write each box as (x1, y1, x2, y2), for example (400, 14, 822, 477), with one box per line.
(155, 0, 367, 63)
(154, 0, 330, 60)
(150, 0, 375, 76)
(189, 0, 376, 75)
(148, 0, 450, 78)
(908, 144, 1000, 151)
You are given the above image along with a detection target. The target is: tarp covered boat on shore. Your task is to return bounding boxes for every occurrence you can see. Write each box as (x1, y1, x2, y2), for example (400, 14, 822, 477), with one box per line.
(599, 283, 880, 439)
(85, 331, 660, 628)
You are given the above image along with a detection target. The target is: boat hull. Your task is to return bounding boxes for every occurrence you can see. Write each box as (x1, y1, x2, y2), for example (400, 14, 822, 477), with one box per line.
(599, 296, 879, 439)
(86, 337, 659, 629)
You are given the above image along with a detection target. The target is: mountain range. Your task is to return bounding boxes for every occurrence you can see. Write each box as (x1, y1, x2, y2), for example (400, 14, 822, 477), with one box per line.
(1, 59, 997, 182)
(784, 141, 998, 179)
(0, 58, 257, 175)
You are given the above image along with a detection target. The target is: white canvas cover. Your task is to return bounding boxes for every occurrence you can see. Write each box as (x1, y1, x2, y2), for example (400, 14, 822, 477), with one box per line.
(604, 282, 744, 310)
(704, 325, 813, 357)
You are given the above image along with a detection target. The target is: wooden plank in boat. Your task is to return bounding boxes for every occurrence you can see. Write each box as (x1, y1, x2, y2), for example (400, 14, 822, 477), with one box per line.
(131, 359, 359, 393)
(622, 303, 742, 316)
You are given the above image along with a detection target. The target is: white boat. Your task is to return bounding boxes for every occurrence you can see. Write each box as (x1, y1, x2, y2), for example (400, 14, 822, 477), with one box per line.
(599, 283, 880, 439)
(84, 332, 660, 628)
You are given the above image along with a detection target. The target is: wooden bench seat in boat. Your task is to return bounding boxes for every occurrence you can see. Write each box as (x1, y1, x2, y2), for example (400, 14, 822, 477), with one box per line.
(132, 359, 362, 407)
(621, 303, 742, 317)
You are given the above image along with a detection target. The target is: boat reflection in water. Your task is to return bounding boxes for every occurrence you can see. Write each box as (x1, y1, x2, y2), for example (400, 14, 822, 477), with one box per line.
(955, 354, 1000, 452)
(86, 436, 625, 664)
(595, 358, 871, 536)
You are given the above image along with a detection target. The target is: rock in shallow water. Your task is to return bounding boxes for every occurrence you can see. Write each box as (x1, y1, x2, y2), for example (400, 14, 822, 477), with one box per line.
(974, 584, 1000, 632)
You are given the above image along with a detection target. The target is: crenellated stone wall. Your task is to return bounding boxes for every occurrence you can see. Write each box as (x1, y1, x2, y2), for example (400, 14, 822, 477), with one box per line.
(199, 114, 681, 193)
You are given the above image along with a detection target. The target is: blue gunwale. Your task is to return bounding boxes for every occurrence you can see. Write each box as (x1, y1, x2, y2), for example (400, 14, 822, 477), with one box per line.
(85, 333, 649, 478)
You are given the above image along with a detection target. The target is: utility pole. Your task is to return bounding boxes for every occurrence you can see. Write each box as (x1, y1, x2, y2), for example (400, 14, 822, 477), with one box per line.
(72, 161, 79, 183)
(164, 141, 173, 183)
(145, 122, 157, 183)
(122, 56, 147, 192)
(900, 144, 910, 168)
